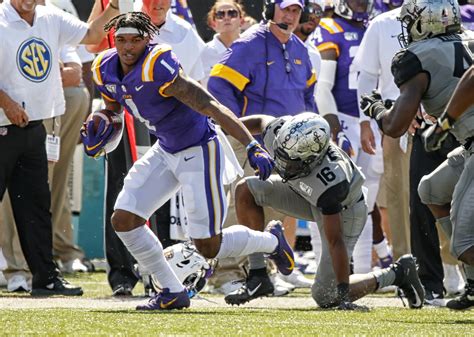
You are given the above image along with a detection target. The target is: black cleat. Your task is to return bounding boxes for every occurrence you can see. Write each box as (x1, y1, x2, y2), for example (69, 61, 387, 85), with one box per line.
(31, 277, 83, 297)
(112, 284, 133, 297)
(224, 273, 274, 306)
(446, 280, 474, 310)
(393, 254, 425, 309)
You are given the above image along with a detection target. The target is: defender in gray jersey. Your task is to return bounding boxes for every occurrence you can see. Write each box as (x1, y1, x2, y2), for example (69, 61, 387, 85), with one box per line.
(233, 113, 424, 309)
(361, 0, 474, 310)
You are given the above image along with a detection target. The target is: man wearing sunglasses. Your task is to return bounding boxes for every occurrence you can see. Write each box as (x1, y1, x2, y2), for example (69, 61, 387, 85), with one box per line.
(208, 0, 317, 305)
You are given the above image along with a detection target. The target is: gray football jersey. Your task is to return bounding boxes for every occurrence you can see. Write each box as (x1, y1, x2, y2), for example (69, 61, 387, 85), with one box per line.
(392, 32, 474, 143)
(289, 145, 366, 209)
(263, 117, 366, 209)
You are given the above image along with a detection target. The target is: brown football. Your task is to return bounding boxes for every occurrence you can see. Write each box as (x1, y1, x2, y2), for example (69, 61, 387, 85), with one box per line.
(86, 109, 123, 136)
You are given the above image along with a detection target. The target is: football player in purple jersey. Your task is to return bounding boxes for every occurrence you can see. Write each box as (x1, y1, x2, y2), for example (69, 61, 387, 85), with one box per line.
(81, 12, 296, 311)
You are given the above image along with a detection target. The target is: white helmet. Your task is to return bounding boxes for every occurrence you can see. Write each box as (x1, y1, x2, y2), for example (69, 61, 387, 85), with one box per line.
(398, 0, 461, 47)
(273, 113, 331, 181)
(334, 0, 374, 22)
(153, 242, 216, 296)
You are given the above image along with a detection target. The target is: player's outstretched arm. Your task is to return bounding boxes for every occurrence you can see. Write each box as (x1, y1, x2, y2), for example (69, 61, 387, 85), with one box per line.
(361, 73, 428, 137)
(239, 115, 276, 135)
(80, 0, 120, 46)
(164, 72, 275, 180)
(164, 71, 255, 147)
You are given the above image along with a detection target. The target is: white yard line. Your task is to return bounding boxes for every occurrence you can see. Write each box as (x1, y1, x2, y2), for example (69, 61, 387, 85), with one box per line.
(0, 295, 404, 310)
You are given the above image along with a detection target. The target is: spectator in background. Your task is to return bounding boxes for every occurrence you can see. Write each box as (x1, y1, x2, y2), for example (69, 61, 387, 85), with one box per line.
(0, 0, 120, 296)
(208, 0, 317, 305)
(352, 4, 405, 276)
(460, 0, 474, 30)
(241, 14, 257, 32)
(0, 0, 95, 294)
(172, 0, 195, 27)
(201, 1, 245, 87)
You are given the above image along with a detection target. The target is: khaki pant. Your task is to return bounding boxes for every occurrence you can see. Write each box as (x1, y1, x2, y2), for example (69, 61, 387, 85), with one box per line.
(382, 135, 411, 259)
(208, 137, 286, 287)
(0, 86, 89, 280)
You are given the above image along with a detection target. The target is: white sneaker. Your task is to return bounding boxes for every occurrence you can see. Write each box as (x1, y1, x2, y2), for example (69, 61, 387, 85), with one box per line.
(278, 269, 313, 288)
(271, 274, 294, 296)
(443, 263, 465, 296)
(7, 274, 30, 292)
(303, 260, 318, 275)
(0, 271, 7, 287)
(61, 258, 89, 273)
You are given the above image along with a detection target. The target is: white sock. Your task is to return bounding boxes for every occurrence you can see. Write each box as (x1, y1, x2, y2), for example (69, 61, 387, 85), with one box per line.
(373, 238, 391, 259)
(352, 217, 373, 274)
(216, 225, 278, 259)
(115, 226, 183, 293)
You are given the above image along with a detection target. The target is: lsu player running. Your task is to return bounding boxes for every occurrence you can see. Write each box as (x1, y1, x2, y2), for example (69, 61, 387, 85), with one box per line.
(81, 12, 294, 311)
(361, 0, 474, 310)
(312, 0, 381, 274)
(235, 113, 424, 309)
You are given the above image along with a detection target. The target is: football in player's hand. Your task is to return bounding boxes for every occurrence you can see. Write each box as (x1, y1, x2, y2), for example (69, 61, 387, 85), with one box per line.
(83, 109, 123, 156)
(86, 109, 122, 136)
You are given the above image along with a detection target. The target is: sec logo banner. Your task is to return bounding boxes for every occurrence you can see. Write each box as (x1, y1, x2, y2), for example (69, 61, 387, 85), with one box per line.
(16, 37, 52, 83)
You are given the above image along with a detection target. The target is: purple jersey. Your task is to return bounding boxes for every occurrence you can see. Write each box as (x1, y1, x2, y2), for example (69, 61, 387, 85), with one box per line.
(371, 0, 390, 18)
(171, 0, 195, 27)
(92, 44, 215, 154)
(312, 17, 365, 118)
(208, 23, 317, 119)
(461, 5, 474, 31)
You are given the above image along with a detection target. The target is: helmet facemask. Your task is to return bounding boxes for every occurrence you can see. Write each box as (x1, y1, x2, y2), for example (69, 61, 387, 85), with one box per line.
(273, 113, 331, 182)
(398, 0, 462, 48)
(334, 0, 374, 22)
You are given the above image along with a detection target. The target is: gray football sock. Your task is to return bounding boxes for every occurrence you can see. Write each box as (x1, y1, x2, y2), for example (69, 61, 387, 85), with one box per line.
(248, 252, 267, 270)
(370, 267, 396, 289)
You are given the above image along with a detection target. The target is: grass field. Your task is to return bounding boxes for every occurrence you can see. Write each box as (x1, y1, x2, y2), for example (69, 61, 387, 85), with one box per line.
(0, 272, 472, 336)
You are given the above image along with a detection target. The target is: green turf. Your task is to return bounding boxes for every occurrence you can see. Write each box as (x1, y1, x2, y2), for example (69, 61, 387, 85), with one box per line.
(0, 273, 472, 336)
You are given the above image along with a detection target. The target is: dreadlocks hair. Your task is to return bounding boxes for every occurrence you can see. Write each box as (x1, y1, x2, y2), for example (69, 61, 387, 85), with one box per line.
(104, 12, 158, 38)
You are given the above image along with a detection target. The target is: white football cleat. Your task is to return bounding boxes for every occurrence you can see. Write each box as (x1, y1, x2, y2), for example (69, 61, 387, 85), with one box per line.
(278, 269, 313, 288)
(443, 263, 465, 296)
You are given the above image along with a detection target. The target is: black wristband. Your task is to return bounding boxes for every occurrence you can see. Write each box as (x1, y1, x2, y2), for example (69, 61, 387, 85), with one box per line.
(109, 2, 119, 10)
(337, 282, 350, 302)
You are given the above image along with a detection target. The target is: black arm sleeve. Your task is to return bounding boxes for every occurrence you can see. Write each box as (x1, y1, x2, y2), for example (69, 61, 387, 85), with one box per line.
(317, 180, 350, 215)
(391, 49, 424, 88)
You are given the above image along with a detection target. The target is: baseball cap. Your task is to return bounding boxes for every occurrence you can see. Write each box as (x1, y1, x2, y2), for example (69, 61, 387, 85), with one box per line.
(275, 0, 305, 9)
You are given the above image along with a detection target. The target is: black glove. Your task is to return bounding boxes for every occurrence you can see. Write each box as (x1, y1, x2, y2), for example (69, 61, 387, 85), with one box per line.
(360, 90, 387, 120)
(422, 112, 455, 152)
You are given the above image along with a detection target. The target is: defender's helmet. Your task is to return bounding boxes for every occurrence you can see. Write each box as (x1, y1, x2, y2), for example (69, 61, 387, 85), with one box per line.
(398, 0, 461, 47)
(153, 242, 216, 296)
(273, 113, 331, 181)
(334, 0, 374, 22)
